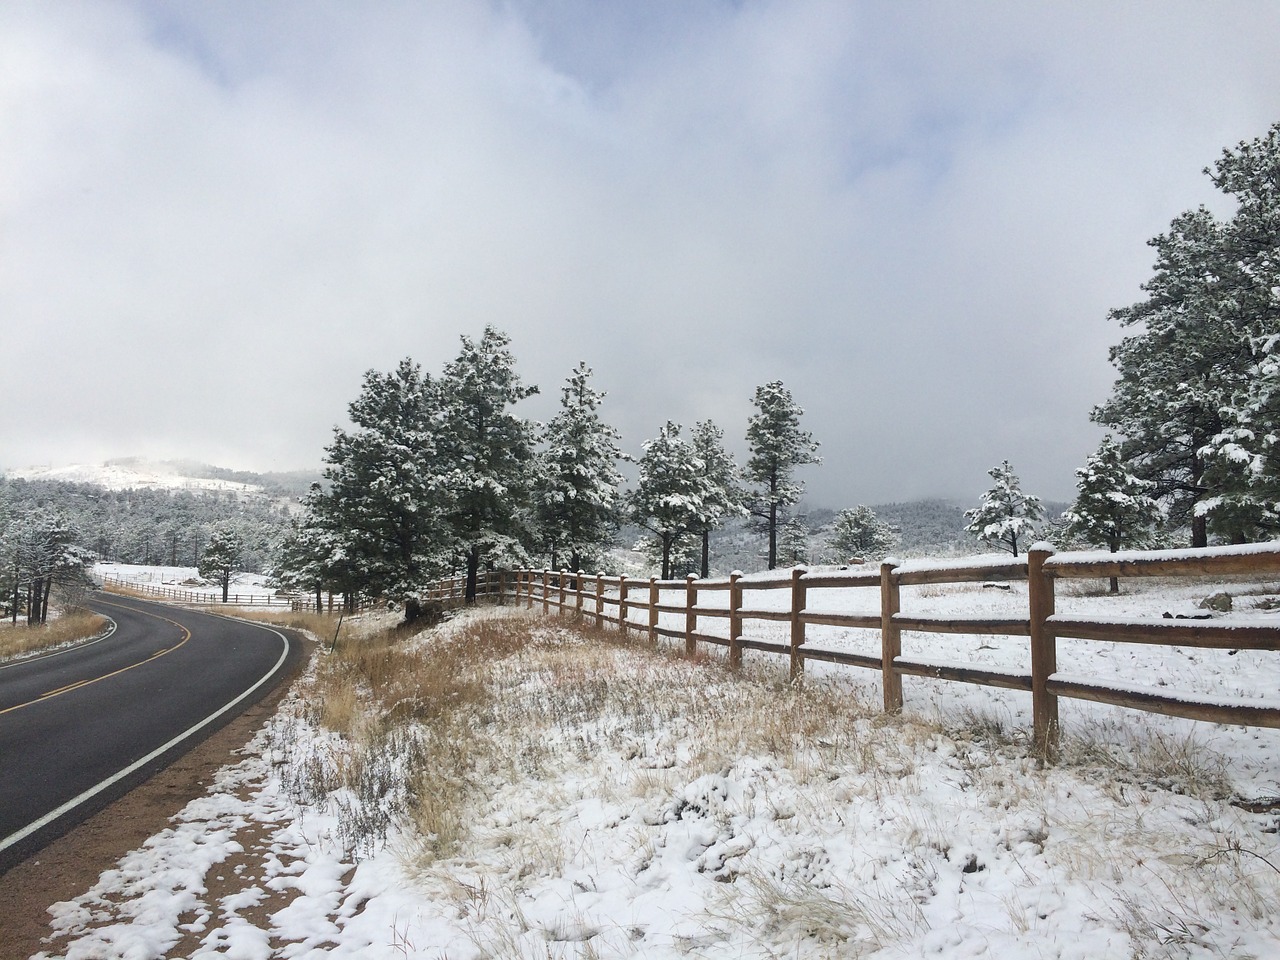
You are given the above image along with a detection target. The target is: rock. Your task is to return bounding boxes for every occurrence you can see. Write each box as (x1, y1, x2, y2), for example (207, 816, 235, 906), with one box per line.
(1199, 591, 1233, 613)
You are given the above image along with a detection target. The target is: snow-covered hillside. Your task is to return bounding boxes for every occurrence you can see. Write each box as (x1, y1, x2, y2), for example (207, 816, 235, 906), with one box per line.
(9, 458, 266, 497)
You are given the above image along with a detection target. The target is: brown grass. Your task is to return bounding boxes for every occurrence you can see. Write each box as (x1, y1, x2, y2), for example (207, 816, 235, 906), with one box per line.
(0, 609, 110, 662)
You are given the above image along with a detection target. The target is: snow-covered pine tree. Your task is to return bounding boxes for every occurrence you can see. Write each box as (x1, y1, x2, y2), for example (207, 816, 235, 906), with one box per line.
(438, 327, 540, 602)
(535, 362, 624, 574)
(199, 523, 243, 602)
(630, 422, 706, 580)
(1094, 122, 1280, 546)
(776, 515, 811, 567)
(963, 461, 1045, 557)
(827, 504, 899, 563)
(1201, 345, 1280, 540)
(689, 419, 745, 578)
(312, 359, 455, 620)
(745, 381, 821, 569)
(1062, 435, 1162, 591)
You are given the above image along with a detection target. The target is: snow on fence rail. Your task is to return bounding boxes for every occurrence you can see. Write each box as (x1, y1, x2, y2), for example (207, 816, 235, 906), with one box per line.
(498, 542, 1280, 756)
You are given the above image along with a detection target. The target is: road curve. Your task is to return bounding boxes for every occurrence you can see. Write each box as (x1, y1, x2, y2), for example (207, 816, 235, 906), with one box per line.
(0, 594, 303, 873)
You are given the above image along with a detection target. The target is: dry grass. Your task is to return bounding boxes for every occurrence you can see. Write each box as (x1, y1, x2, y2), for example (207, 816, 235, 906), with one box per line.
(0, 608, 109, 662)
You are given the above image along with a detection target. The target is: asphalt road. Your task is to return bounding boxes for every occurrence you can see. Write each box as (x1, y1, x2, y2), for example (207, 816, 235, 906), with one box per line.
(0, 594, 301, 873)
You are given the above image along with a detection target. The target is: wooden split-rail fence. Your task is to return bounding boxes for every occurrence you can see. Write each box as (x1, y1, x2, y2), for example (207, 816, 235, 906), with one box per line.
(99, 575, 297, 607)
(499, 543, 1280, 756)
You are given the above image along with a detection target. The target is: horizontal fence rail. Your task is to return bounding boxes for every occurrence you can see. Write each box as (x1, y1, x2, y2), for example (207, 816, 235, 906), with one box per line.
(496, 543, 1280, 756)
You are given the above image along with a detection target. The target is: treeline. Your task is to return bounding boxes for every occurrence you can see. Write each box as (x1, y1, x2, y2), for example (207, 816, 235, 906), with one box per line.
(275, 328, 823, 619)
(0, 477, 294, 574)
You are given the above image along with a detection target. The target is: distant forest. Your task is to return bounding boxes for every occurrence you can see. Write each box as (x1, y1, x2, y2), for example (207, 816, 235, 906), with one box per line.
(0, 475, 299, 574)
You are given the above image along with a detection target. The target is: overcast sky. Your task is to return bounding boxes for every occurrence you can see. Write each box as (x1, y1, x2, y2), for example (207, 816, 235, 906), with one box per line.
(4, 1, 1279, 508)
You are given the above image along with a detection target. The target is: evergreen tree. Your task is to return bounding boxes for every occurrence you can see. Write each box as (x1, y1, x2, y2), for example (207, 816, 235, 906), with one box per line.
(199, 523, 243, 602)
(776, 515, 811, 567)
(438, 326, 540, 602)
(689, 419, 745, 578)
(630, 422, 706, 580)
(1201, 346, 1280, 539)
(535, 362, 624, 573)
(312, 359, 454, 620)
(1062, 435, 1163, 592)
(744, 381, 821, 569)
(827, 505, 899, 563)
(1094, 122, 1280, 546)
(964, 461, 1045, 556)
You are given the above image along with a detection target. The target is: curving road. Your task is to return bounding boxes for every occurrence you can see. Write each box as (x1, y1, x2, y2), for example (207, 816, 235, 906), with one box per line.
(0, 594, 302, 873)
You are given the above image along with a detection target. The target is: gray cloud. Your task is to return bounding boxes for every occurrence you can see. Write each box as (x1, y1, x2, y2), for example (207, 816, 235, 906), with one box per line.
(3, 1, 1279, 508)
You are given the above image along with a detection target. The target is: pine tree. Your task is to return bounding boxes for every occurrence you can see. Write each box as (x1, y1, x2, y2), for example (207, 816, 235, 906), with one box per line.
(1062, 435, 1163, 591)
(1094, 122, 1280, 546)
(689, 419, 745, 578)
(776, 516, 811, 567)
(630, 422, 706, 580)
(745, 381, 821, 569)
(438, 326, 540, 602)
(964, 461, 1045, 556)
(827, 505, 899, 563)
(199, 523, 243, 602)
(313, 359, 455, 620)
(535, 362, 624, 574)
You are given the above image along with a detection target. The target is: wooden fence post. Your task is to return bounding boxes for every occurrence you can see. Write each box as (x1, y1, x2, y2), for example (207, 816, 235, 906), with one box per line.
(595, 574, 605, 629)
(542, 570, 551, 615)
(558, 570, 567, 617)
(685, 575, 698, 657)
(1028, 545, 1059, 760)
(648, 577, 659, 645)
(728, 571, 743, 669)
(525, 571, 534, 609)
(881, 561, 903, 712)
(789, 567, 807, 681)
(575, 570, 585, 618)
(618, 575, 629, 634)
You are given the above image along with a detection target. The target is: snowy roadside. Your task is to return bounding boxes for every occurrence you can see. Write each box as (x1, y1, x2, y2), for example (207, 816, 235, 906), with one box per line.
(30, 579, 1280, 959)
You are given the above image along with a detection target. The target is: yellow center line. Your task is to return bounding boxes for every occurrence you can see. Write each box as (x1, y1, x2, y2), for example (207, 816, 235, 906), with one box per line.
(0, 600, 192, 718)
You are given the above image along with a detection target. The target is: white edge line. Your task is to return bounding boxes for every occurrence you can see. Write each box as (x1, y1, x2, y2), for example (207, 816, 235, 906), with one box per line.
(0, 622, 292, 855)
(0, 617, 119, 672)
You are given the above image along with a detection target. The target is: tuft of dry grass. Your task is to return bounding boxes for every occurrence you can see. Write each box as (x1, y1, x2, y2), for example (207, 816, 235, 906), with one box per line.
(0, 609, 109, 662)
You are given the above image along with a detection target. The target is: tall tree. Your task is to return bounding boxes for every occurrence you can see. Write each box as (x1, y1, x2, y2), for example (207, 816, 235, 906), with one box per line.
(689, 419, 745, 578)
(439, 327, 540, 602)
(1061, 435, 1163, 592)
(1094, 122, 1280, 546)
(199, 523, 243, 603)
(535, 362, 624, 574)
(964, 461, 1045, 557)
(827, 505, 899, 563)
(312, 359, 454, 620)
(744, 381, 821, 569)
(630, 422, 706, 580)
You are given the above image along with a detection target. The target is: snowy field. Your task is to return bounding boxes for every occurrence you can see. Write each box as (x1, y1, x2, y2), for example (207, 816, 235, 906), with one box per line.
(36, 565, 1280, 959)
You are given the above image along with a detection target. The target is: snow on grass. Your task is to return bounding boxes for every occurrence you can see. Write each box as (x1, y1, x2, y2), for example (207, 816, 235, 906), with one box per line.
(34, 576, 1280, 959)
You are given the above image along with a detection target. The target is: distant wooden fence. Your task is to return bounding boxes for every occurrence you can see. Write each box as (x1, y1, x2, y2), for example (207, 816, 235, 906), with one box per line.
(100, 575, 297, 607)
(500, 543, 1280, 756)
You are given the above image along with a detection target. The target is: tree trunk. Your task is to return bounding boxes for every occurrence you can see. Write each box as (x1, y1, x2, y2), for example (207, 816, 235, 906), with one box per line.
(661, 534, 671, 581)
(768, 499, 778, 570)
(1191, 512, 1208, 549)
(700, 529, 710, 580)
(41, 576, 52, 624)
(465, 546, 480, 603)
(221, 574, 230, 603)
(315, 585, 323, 615)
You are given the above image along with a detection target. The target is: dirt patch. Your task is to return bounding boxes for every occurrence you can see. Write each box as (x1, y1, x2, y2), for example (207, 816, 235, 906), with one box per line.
(0, 633, 312, 960)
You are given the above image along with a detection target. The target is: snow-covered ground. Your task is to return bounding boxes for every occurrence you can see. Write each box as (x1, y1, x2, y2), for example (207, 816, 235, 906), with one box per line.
(34, 567, 1280, 959)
